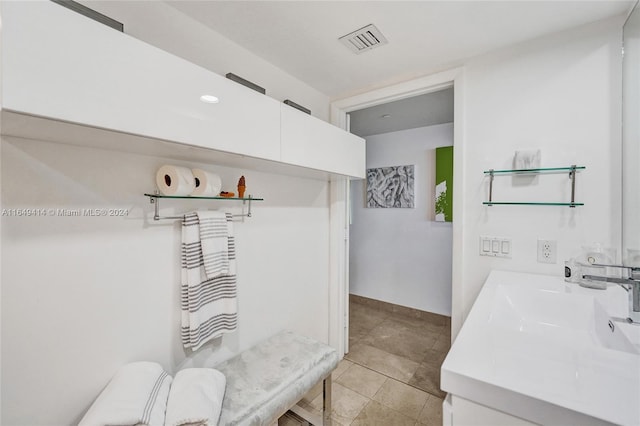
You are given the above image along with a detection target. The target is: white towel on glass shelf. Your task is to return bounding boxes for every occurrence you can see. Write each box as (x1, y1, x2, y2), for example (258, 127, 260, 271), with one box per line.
(164, 368, 226, 426)
(513, 149, 541, 170)
(181, 212, 237, 351)
(78, 362, 172, 426)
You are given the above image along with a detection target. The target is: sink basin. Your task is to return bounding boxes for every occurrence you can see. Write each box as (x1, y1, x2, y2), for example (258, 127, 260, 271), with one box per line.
(442, 271, 640, 426)
(489, 284, 638, 354)
(593, 301, 639, 354)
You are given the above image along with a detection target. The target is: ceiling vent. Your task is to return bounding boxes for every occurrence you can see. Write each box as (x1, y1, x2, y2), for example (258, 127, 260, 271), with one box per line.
(339, 24, 388, 54)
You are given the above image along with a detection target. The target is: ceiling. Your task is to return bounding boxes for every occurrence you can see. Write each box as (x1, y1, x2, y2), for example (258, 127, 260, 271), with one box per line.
(349, 87, 453, 137)
(166, 1, 633, 99)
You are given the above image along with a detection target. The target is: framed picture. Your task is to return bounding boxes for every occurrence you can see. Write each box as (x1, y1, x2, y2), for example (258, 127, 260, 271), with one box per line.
(435, 146, 453, 222)
(366, 165, 415, 208)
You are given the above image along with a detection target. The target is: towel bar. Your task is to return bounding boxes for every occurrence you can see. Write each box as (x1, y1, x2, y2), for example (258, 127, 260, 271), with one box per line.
(144, 192, 263, 221)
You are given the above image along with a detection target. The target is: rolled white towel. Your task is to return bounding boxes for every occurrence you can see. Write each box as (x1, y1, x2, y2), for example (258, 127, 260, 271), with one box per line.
(513, 149, 541, 170)
(79, 362, 172, 426)
(164, 368, 226, 426)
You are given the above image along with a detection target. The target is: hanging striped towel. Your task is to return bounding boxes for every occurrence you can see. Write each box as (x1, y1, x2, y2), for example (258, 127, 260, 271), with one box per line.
(181, 212, 237, 351)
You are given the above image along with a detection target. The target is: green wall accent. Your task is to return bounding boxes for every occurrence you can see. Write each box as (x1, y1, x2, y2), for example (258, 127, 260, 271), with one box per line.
(435, 146, 453, 222)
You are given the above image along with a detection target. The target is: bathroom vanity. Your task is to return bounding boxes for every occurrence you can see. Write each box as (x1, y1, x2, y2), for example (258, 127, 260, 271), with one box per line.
(441, 270, 640, 426)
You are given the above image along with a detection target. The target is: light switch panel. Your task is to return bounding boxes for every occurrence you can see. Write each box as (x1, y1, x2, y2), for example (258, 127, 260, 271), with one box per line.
(501, 240, 510, 255)
(480, 236, 511, 258)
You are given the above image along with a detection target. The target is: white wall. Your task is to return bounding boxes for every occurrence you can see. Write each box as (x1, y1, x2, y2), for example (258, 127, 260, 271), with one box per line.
(1, 136, 330, 425)
(349, 123, 453, 316)
(78, 0, 331, 122)
(458, 17, 623, 323)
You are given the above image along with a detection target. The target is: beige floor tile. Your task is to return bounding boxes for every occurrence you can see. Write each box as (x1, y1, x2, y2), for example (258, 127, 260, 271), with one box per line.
(351, 400, 416, 426)
(422, 348, 448, 367)
(350, 305, 388, 332)
(349, 333, 363, 349)
(349, 323, 369, 345)
(349, 301, 367, 312)
(432, 337, 450, 353)
(345, 343, 420, 383)
(330, 415, 353, 426)
(417, 395, 444, 426)
(440, 325, 451, 343)
(300, 359, 353, 407)
(310, 383, 369, 424)
(361, 320, 439, 363)
(431, 333, 451, 352)
(389, 314, 446, 335)
(333, 359, 354, 380)
(336, 363, 387, 398)
(372, 378, 429, 420)
(408, 363, 446, 398)
(348, 296, 451, 420)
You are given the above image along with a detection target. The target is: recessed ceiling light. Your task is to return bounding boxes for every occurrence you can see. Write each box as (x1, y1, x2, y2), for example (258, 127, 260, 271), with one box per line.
(200, 95, 219, 104)
(381, 114, 391, 119)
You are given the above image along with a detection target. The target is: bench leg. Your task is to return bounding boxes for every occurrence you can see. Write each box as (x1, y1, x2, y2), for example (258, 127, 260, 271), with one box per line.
(322, 375, 332, 426)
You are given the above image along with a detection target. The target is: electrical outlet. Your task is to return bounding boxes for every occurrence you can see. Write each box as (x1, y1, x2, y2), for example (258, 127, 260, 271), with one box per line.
(537, 239, 557, 264)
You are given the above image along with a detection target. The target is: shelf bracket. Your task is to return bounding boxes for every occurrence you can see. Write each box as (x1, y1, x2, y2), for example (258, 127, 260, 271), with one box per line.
(488, 169, 494, 206)
(569, 164, 577, 208)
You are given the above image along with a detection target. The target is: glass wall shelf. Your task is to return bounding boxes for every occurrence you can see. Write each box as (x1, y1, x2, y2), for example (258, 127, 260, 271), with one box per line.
(144, 192, 262, 221)
(482, 202, 584, 207)
(484, 165, 585, 208)
(483, 166, 586, 175)
(144, 193, 263, 201)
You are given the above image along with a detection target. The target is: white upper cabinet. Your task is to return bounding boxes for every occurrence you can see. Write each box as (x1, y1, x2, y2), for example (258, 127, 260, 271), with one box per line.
(1, 1, 365, 178)
(281, 105, 366, 178)
(1, 1, 281, 162)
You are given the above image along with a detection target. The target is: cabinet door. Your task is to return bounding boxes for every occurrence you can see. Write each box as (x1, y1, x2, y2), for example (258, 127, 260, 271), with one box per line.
(280, 105, 365, 178)
(1, 1, 281, 161)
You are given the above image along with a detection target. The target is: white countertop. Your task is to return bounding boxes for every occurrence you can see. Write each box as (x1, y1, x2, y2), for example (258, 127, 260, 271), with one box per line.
(441, 270, 640, 426)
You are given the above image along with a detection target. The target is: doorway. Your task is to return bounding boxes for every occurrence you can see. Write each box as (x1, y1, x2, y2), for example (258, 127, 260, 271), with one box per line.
(328, 67, 465, 359)
(348, 88, 454, 322)
(346, 85, 453, 387)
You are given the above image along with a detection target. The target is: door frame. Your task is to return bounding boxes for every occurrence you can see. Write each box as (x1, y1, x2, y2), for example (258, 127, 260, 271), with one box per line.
(328, 67, 466, 357)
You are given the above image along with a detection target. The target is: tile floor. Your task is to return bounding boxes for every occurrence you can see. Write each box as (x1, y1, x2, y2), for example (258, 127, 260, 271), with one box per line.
(279, 297, 451, 426)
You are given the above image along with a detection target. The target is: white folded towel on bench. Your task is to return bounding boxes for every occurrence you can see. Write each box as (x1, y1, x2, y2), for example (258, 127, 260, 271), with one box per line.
(164, 368, 226, 426)
(79, 362, 172, 426)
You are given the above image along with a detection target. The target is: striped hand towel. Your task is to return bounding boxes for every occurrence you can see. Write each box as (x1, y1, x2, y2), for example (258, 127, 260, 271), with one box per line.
(198, 211, 234, 279)
(181, 212, 237, 351)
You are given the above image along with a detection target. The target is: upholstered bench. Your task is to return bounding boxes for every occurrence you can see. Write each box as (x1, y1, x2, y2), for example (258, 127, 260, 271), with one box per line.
(215, 330, 338, 426)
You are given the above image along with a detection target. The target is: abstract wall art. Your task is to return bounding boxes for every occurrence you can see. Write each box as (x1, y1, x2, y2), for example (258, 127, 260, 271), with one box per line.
(366, 165, 415, 208)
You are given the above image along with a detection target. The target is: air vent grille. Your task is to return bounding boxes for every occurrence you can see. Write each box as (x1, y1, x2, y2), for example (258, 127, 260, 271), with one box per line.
(339, 24, 388, 54)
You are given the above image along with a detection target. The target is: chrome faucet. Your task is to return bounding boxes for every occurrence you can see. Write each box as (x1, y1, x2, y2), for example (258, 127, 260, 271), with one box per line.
(582, 264, 640, 324)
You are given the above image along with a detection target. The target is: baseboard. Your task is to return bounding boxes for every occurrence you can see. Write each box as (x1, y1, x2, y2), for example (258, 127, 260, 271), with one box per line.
(350, 294, 451, 326)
